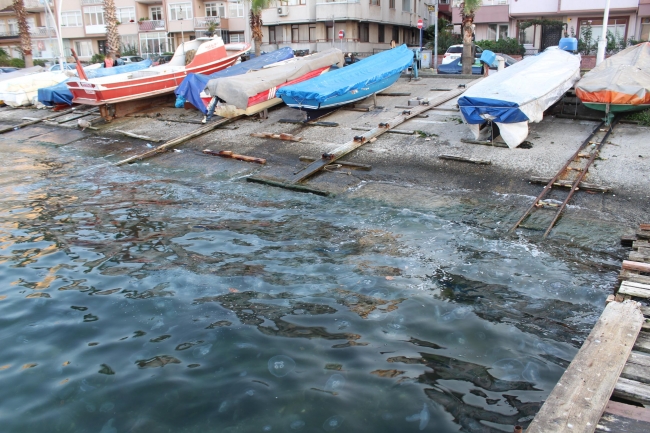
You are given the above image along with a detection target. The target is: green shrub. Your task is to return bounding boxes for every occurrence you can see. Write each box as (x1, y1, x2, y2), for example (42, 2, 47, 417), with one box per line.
(9, 58, 25, 68)
(33, 59, 46, 67)
(120, 43, 138, 56)
(90, 53, 105, 64)
(475, 38, 525, 56)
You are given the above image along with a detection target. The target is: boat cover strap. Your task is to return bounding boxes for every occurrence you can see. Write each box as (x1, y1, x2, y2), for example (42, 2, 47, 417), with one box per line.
(458, 97, 529, 124)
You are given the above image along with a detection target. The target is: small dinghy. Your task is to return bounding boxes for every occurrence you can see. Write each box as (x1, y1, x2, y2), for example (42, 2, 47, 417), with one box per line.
(203, 48, 343, 119)
(576, 42, 650, 117)
(458, 47, 581, 148)
(276, 45, 413, 115)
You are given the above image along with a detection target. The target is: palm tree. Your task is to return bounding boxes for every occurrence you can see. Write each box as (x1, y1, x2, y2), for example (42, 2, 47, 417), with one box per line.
(103, 0, 121, 55)
(250, 0, 271, 57)
(459, 0, 481, 74)
(12, 0, 33, 67)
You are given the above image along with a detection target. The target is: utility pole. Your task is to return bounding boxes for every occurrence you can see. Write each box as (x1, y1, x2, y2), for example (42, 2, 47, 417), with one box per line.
(425, 2, 438, 69)
(596, 0, 611, 65)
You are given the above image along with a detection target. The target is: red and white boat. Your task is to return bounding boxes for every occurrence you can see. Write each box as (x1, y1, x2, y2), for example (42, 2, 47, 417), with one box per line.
(201, 48, 344, 118)
(67, 37, 250, 106)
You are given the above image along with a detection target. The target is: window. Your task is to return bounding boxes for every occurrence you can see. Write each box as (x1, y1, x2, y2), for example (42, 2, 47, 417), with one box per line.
(150, 6, 163, 21)
(392, 25, 399, 43)
(205, 2, 219, 17)
(117, 7, 135, 23)
(519, 23, 534, 45)
(286, 0, 306, 4)
(228, 1, 244, 18)
(169, 2, 192, 20)
(389, 0, 395, 9)
(378, 24, 384, 43)
(7, 19, 17, 35)
(0, 21, 6, 35)
(218, 4, 226, 17)
(371, 0, 380, 5)
(61, 11, 82, 27)
(75, 40, 94, 57)
(326, 23, 333, 41)
(84, 6, 105, 26)
(487, 24, 508, 41)
(230, 32, 244, 43)
(642, 17, 650, 41)
(309, 26, 316, 42)
(140, 31, 173, 54)
(121, 34, 138, 53)
(359, 23, 369, 42)
(580, 17, 627, 44)
(402, 0, 410, 13)
(269, 26, 277, 43)
(292, 24, 299, 43)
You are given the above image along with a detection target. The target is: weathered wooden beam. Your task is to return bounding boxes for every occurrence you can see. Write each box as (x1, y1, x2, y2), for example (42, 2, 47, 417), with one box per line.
(246, 176, 331, 196)
(613, 377, 650, 406)
(351, 126, 414, 135)
(250, 132, 302, 142)
(439, 154, 491, 165)
(278, 119, 339, 127)
(596, 401, 650, 433)
(460, 138, 509, 148)
(634, 240, 650, 250)
(620, 270, 650, 285)
(634, 332, 650, 354)
(378, 92, 411, 96)
(640, 224, 650, 231)
(202, 149, 266, 164)
(114, 130, 161, 142)
(529, 176, 611, 193)
(114, 116, 238, 166)
(525, 300, 644, 433)
(299, 156, 372, 170)
(619, 281, 650, 299)
(630, 250, 650, 263)
(623, 260, 650, 273)
(621, 351, 650, 384)
(638, 230, 650, 240)
(0, 107, 78, 134)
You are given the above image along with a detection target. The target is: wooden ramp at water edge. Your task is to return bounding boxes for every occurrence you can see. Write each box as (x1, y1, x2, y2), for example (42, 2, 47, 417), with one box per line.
(526, 224, 650, 433)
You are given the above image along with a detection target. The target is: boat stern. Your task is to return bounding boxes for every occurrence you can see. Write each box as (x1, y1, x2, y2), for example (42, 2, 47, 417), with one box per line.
(67, 80, 104, 105)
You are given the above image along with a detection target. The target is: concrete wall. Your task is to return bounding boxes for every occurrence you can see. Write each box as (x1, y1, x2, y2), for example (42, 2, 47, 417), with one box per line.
(452, 5, 509, 24)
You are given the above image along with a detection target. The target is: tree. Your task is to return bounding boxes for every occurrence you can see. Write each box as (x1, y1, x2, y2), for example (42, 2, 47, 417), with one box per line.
(459, 0, 481, 74)
(250, 0, 271, 57)
(103, 0, 120, 55)
(12, 0, 33, 67)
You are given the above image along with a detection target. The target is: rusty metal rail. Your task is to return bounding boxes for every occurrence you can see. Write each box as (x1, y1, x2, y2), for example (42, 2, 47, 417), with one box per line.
(509, 118, 617, 238)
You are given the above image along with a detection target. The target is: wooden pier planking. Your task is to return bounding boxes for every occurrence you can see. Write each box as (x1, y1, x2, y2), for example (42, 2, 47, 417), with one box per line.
(634, 332, 650, 354)
(613, 377, 650, 406)
(595, 401, 650, 433)
(618, 281, 650, 298)
(621, 351, 650, 383)
(619, 270, 650, 285)
(623, 260, 650, 273)
(525, 300, 644, 433)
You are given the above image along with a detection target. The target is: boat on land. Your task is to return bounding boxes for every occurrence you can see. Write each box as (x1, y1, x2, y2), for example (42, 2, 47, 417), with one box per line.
(203, 48, 344, 119)
(458, 47, 581, 148)
(38, 59, 153, 107)
(67, 37, 250, 106)
(175, 47, 295, 114)
(576, 42, 650, 116)
(276, 44, 413, 114)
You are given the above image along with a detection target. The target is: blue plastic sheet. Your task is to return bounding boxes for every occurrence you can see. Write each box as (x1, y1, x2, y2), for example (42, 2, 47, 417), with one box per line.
(38, 59, 152, 106)
(457, 97, 529, 124)
(276, 45, 413, 104)
(175, 47, 294, 113)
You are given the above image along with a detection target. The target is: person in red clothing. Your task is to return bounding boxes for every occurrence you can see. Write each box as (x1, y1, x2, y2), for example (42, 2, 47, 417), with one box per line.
(103, 52, 115, 68)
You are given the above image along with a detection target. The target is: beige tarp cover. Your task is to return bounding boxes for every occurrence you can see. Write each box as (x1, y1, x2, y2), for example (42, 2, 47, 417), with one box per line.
(205, 48, 344, 109)
(576, 42, 650, 105)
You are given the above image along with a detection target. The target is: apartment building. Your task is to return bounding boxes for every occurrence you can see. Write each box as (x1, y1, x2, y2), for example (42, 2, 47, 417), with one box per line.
(451, 0, 650, 53)
(0, 0, 249, 61)
(259, 0, 430, 54)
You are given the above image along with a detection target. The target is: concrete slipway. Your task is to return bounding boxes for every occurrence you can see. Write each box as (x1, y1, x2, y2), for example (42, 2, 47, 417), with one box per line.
(0, 75, 647, 254)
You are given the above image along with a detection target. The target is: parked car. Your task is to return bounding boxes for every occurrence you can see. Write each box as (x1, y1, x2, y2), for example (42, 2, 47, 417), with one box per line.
(0, 67, 19, 73)
(437, 58, 484, 75)
(441, 44, 483, 65)
(152, 55, 173, 66)
(49, 63, 77, 71)
(121, 56, 145, 64)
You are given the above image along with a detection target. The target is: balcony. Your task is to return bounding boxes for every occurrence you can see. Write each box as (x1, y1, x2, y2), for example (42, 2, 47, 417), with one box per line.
(315, 0, 361, 22)
(85, 25, 106, 34)
(194, 16, 220, 29)
(138, 20, 166, 32)
(452, 0, 509, 24)
(30, 26, 56, 37)
(0, 32, 19, 40)
(24, 0, 52, 10)
(81, 0, 103, 4)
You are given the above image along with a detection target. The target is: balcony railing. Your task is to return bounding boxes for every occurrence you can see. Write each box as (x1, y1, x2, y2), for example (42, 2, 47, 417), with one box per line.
(81, 0, 103, 4)
(0, 32, 19, 40)
(138, 20, 166, 31)
(194, 16, 221, 29)
(30, 27, 57, 37)
(24, 0, 52, 9)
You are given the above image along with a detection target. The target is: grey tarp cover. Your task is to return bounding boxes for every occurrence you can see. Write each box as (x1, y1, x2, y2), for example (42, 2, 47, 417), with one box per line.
(576, 42, 650, 105)
(205, 48, 344, 109)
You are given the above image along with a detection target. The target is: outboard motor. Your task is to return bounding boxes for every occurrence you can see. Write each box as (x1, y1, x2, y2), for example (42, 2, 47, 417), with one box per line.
(559, 37, 578, 53)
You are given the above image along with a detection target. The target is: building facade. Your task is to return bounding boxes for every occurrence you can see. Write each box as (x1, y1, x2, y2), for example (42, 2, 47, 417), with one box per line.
(259, 0, 430, 54)
(451, 0, 650, 53)
(0, 0, 250, 61)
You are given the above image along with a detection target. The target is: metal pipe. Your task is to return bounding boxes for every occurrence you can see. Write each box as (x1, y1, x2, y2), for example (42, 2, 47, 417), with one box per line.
(434, 1, 438, 69)
(596, 0, 611, 65)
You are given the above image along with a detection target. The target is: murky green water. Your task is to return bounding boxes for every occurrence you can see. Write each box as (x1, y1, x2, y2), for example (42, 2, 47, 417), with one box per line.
(0, 138, 620, 433)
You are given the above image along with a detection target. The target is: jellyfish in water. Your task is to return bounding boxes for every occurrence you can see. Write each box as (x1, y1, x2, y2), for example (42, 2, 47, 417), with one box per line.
(99, 419, 117, 433)
(290, 420, 305, 430)
(325, 374, 346, 392)
(491, 358, 524, 381)
(263, 426, 272, 431)
(192, 344, 212, 359)
(405, 403, 430, 431)
(268, 355, 296, 378)
(99, 402, 115, 413)
(322, 415, 344, 432)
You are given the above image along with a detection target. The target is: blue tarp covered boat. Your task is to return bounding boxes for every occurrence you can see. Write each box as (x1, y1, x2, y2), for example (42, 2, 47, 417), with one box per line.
(175, 47, 294, 113)
(277, 44, 413, 110)
(38, 59, 152, 106)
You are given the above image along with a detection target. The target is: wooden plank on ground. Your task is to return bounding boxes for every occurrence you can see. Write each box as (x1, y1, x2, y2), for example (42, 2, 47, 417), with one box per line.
(439, 154, 491, 165)
(202, 149, 266, 164)
(250, 132, 302, 142)
(620, 270, 650, 285)
(640, 224, 650, 231)
(621, 351, 650, 383)
(288, 81, 480, 184)
(596, 401, 650, 433)
(0, 107, 77, 134)
(629, 250, 650, 263)
(619, 281, 650, 299)
(623, 260, 650, 273)
(529, 176, 611, 193)
(637, 231, 650, 240)
(613, 377, 650, 405)
(642, 306, 650, 317)
(351, 126, 414, 135)
(633, 240, 650, 249)
(634, 332, 650, 354)
(298, 156, 372, 170)
(525, 300, 644, 433)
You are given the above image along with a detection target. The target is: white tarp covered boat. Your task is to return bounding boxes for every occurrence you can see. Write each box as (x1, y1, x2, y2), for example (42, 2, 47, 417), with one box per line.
(458, 48, 581, 148)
